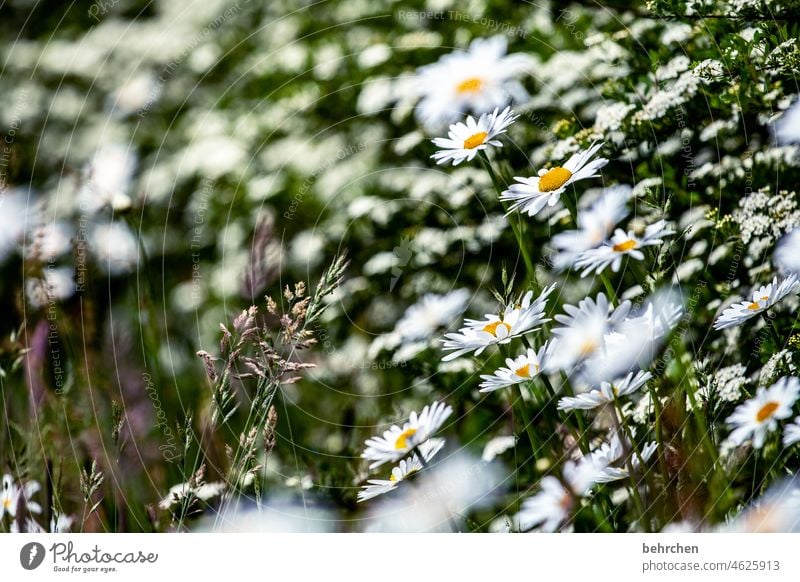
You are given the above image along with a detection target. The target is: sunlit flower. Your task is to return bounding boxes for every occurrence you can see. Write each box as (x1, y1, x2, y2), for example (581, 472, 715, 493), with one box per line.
(414, 36, 530, 128)
(479, 343, 551, 392)
(713, 275, 800, 330)
(551, 185, 631, 269)
(431, 107, 518, 166)
(362, 401, 453, 469)
(79, 144, 136, 213)
(546, 293, 631, 372)
(558, 370, 652, 411)
(784, 417, 800, 447)
(90, 221, 140, 275)
(500, 142, 608, 218)
(394, 289, 470, 342)
(726, 377, 800, 449)
(573, 220, 674, 276)
(357, 439, 444, 502)
(442, 285, 555, 361)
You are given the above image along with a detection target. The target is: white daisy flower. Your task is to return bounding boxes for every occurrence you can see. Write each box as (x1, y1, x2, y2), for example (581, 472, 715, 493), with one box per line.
(546, 293, 631, 372)
(784, 417, 800, 446)
(713, 274, 800, 330)
(551, 185, 631, 270)
(580, 289, 683, 384)
(442, 284, 555, 361)
(774, 96, 800, 144)
(775, 229, 800, 274)
(431, 107, 518, 166)
(394, 289, 470, 342)
(558, 370, 652, 411)
(726, 377, 800, 449)
(500, 142, 608, 218)
(357, 439, 444, 502)
(516, 458, 598, 532)
(573, 219, 674, 276)
(590, 434, 657, 484)
(479, 343, 552, 392)
(1, 474, 42, 519)
(414, 36, 531, 128)
(362, 401, 453, 469)
(481, 435, 517, 462)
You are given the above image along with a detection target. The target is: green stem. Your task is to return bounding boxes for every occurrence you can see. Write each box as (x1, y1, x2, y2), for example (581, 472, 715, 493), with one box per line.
(478, 152, 540, 293)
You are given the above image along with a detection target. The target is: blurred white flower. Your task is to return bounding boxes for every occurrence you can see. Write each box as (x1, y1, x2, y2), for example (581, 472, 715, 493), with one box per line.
(589, 433, 657, 484)
(723, 480, 800, 532)
(357, 439, 444, 502)
(26, 221, 72, 262)
(25, 266, 76, 308)
(80, 144, 136, 213)
(726, 377, 800, 449)
(1, 474, 42, 519)
(573, 219, 674, 276)
(558, 370, 652, 411)
(431, 106, 517, 166)
(479, 343, 551, 392)
(500, 142, 608, 218)
(774, 97, 800, 144)
(481, 435, 516, 462)
(547, 292, 631, 372)
(0, 189, 37, 262)
(159, 480, 226, 510)
(784, 417, 800, 447)
(394, 289, 470, 342)
(362, 401, 452, 469)
(713, 274, 799, 330)
(414, 36, 531, 128)
(775, 228, 800, 273)
(90, 221, 139, 274)
(442, 284, 555, 361)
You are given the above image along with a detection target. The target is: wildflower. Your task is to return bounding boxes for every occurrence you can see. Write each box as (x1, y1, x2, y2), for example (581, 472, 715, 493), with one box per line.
(90, 221, 140, 275)
(431, 107, 518, 166)
(546, 292, 631, 372)
(362, 401, 453, 469)
(784, 417, 800, 447)
(713, 275, 800, 330)
(726, 377, 800, 449)
(558, 370, 652, 411)
(481, 436, 517, 462)
(479, 343, 551, 392)
(393, 289, 470, 342)
(1, 474, 42, 520)
(79, 144, 136, 213)
(774, 97, 800, 144)
(442, 284, 555, 361)
(516, 458, 598, 532)
(357, 439, 444, 502)
(724, 480, 800, 532)
(414, 36, 530, 128)
(589, 433, 657, 484)
(551, 185, 631, 269)
(573, 219, 674, 276)
(775, 228, 800, 273)
(500, 142, 608, 218)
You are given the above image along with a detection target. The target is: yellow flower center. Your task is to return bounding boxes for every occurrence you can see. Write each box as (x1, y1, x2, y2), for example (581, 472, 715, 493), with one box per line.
(515, 364, 530, 378)
(748, 295, 770, 310)
(456, 77, 483, 94)
(2, 497, 11, 509)
(756, 401, 779, 423)
(395, 427, 417, 450)
(538, 167, 573, 192)
(463, 131, 488, 150)
(482, 321, 511, 337)
(612, 239, 638, 253)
